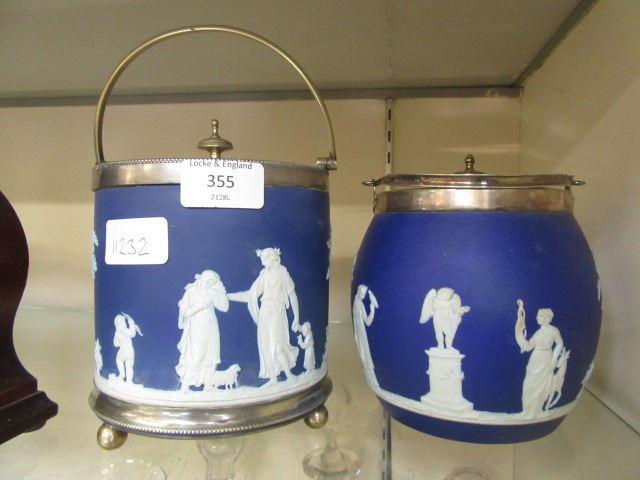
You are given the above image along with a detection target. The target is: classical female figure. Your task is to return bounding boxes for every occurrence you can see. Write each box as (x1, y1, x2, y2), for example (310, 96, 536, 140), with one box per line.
(515, 299, 566, 418)
(352, 285, 378, 387)
(228, 248, 300, 386)
(176, 270, 229, 392)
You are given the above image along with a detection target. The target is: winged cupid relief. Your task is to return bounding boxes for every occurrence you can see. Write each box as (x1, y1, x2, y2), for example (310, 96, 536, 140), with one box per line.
(419, 287, 471, 351)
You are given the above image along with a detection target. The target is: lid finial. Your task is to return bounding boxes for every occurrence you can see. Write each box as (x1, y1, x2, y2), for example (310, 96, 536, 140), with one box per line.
(455, 154, 485, 174)
(197, 119, 234, 158)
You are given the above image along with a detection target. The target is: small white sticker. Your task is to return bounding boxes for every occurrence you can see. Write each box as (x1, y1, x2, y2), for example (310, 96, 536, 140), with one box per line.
(105, 217, 169, 265)
(180, 159, 265, 209)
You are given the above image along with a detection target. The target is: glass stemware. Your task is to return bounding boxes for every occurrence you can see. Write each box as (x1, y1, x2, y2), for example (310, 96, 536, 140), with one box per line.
(197, 436, 246, 480)
(303, 382, 361, 479)
(444, 466, 491, 480)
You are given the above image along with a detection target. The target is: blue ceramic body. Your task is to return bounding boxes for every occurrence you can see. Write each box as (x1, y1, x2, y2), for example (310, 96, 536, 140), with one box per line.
(352, 210, 601, 443)
(93, 184, 330, 407)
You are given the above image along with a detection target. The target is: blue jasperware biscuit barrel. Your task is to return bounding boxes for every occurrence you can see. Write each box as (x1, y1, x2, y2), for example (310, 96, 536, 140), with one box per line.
(89, 26, 334, 442)
(351, 155, 601, 444)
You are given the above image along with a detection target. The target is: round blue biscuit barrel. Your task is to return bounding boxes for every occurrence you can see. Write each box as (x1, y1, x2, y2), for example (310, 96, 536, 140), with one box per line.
(351, 156, 601, 444)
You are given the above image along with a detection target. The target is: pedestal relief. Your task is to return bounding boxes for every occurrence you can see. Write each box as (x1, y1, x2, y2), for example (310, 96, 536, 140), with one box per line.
(421, 348, 473, 415)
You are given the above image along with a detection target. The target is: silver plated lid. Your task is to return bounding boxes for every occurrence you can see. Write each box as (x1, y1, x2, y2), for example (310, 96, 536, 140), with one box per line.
(364, 155, 584, 213)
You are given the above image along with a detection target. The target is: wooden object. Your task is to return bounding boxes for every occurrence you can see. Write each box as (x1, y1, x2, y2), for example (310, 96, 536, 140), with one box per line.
(0, 190, 57, 444)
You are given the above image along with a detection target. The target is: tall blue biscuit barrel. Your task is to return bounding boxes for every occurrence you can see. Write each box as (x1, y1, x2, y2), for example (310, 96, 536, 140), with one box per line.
(351, 155, 601, 444)
(89, 26, 334, 444)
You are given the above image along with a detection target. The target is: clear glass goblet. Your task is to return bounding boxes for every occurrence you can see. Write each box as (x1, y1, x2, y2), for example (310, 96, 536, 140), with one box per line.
(197, 436, 246, 480)
(303, 382, 361, 479)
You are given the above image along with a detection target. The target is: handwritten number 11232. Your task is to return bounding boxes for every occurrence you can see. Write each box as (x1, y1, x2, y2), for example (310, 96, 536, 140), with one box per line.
(113, 237, 150, 256)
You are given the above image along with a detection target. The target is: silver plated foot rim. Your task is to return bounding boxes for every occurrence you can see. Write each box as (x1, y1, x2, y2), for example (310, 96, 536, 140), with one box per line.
(89, 377, 332, 439)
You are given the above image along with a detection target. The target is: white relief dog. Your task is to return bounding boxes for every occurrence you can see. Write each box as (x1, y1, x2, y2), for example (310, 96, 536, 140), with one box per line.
(213, 364, 241, 389)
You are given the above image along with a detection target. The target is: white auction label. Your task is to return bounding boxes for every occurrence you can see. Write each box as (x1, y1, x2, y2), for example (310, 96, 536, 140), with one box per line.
(105, 217, 169, 265)
(180, 158, 265, 209)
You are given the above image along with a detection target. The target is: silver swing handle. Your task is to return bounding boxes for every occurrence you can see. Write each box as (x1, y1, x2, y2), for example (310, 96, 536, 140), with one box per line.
(94, 25, 337, 170)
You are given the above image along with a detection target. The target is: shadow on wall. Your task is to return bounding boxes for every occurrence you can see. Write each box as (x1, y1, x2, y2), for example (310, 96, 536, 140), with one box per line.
(520, 1, 640, 171)
(329, 256, 357, 324)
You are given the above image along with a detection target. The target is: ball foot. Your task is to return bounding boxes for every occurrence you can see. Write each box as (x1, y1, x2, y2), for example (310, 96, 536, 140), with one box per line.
(304, 404, 329, 429)
(97, 423, 128, 450)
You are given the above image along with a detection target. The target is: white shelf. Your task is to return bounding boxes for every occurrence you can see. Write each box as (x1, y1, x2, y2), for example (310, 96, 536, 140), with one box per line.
(389, 390, 639, 479)
(0, 308, 381, 479)
(1, 307, 637, 479)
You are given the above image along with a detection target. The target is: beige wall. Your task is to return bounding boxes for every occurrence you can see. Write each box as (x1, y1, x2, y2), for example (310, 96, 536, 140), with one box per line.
(0, 99, 387, 309)
(520, 0, 640, 431)
(0, 96, 520, 314)
(393, 97, 520, 175)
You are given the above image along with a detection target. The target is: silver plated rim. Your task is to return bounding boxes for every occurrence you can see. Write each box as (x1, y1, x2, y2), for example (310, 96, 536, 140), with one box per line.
(89, 376, 332, 439)
(92, 158, 329, 191)
(374, 188, 574, 213)
(93, 157, 326, 172)
(366, 173, 581, 189)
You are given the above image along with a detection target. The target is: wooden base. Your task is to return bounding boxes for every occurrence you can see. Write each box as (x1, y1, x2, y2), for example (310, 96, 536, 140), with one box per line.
(0, 390, 58, 444)
(0, 190, 57, 444)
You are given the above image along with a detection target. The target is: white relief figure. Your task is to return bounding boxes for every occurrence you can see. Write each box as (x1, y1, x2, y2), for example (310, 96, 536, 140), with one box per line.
(597, 276, 603, 304)
(326, 239, 332, 280)
(176, 270, 230, 393)
(94, 339, 103, 375)
(113, 313, 143, 383)
(92, 230, 98, 278)
(212, 364, 241, 390)
(352, 285, 379, 388)
(545, 347, 570, 410)
(419, 287, 471, 351)
(418, 288, 474, 415)
(228, 248, 300, 386)
(515, 299, 567, 418)
(297, 322, 316, 372)
(582, 362, 595, 386)
(341, 291, 584, 423)
(322, 327, 329, 369)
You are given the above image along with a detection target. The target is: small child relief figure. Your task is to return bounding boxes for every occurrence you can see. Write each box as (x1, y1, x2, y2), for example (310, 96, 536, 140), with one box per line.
(113, 313, 143, 383)
(297, 322, 315, 372)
